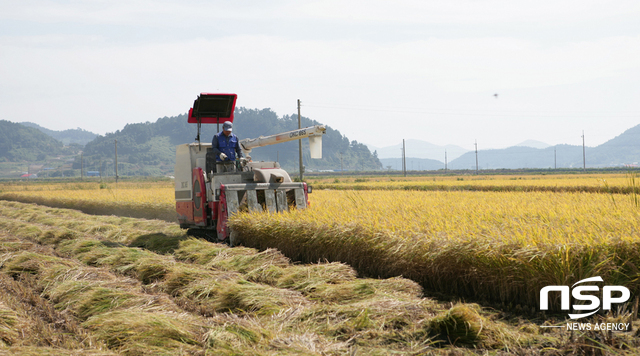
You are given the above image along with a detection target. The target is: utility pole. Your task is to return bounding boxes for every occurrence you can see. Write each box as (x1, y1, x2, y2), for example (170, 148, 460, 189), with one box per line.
(474, 140, 479, 174)
(297, 99, 303, 182)
(81, 153, 84, 180)
(445, 150, 448, 173)
(554, 147, 557, 169)
(115, 139, 119, 183)
(403, 139, 406, 177)
(582, 130, 586, 172)
(340, 152, 343, 175)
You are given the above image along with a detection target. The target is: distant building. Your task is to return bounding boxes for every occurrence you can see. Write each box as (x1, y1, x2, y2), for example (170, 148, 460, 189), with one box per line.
(86, 171, 100, 177)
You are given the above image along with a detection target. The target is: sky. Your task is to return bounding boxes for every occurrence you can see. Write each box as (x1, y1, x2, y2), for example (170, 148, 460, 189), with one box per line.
(1, 0, 640, 151)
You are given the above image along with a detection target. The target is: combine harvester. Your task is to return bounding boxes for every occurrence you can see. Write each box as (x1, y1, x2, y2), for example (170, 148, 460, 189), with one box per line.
(174, 93, 326, 245)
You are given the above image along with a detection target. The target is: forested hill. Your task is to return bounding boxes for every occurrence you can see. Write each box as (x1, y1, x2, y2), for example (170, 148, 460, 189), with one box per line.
(0, 120, 65, 162)
(81, 108, 382, 176)
(448, 124, 640, 170)
(19, 122, 97, 146)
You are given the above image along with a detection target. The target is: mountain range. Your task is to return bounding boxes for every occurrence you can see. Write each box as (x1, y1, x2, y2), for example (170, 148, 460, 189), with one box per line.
(449, 125, 640, 170)
(4, 116, 640, 174)
(0, 121, 67, 162)
(79, 108, 381, 176)
(20, 122, 97, 146)
(514, 140, 551, 149)
(367, 140, 468, 161)
(368, 126, 640, 171)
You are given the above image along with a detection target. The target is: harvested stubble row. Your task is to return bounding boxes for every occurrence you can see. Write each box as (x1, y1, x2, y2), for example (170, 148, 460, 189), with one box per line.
(230, 189, 640, 311)
(0, 200, 581, 355)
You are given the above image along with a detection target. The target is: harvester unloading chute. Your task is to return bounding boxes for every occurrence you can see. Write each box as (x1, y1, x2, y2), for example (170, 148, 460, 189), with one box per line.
(239, 125, 326, 159)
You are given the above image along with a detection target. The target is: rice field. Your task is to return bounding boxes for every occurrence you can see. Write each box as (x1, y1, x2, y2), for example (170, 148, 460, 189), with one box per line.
(0, 181, 175, 221)
(1, 173, 640, 316)
(310, 173, 640, 194)
(300, 189, 639, 246)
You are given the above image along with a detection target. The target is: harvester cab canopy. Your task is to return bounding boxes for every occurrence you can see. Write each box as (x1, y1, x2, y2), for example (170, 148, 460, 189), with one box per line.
(188, 93, 237, 144)
(188, 93, 237, 124)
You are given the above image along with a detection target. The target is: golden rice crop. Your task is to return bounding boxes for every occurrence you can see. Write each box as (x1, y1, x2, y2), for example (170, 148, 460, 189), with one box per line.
(0, 180, 173, 192)
(0, 183, 175, 221)
(230, 189, 640, 310)
(1, 187, 174, 205)
(312, 173, 629, 186)
(311, 173, 639, 194)
(303, 190, 640, 245)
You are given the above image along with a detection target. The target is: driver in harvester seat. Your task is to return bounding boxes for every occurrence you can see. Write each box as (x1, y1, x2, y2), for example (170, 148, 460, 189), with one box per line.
(211, 121, 243, 173)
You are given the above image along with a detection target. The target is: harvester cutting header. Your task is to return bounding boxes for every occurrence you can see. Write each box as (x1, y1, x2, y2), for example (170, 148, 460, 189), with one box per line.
(175, 93, 326, 245)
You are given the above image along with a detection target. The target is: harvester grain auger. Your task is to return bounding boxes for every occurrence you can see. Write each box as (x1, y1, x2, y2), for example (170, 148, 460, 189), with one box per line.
(174, 93, 326, 246)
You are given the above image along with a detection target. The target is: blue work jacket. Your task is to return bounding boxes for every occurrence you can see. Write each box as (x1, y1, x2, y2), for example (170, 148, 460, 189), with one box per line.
(212, 131, 242, 162)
